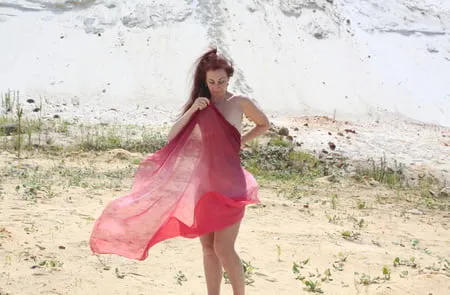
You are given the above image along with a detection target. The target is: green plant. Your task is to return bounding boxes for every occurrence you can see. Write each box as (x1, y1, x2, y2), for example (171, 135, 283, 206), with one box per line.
(174, 270, 187, 285)
(241, 142, 324, 181)
(1, 89, 16, 112)
(276, 244, 281, 262)
(326, 213, 341, 225)
(341, 231, 360, 241)
(332, 254, 348, 271)
(331, 193, 338, 209)
(355, 266, 393, 286)
(382, 266, 391, 280)
(115, 267, 125, 279)
(269, 135, 290, 147)
(293, 258, 310, 270)
(303, 280, 323, 293)
(352, 218, 366, 229)
(36, 258, 63, 270)
(0, 228, 12, 240)
(355, 272, 383, 285)
(15, 99, 24, 159)
(292, 261, 306, 281)
(354, 154, 406, 187)
(320, 268, 332, 282)
(357, 200, 366, 209)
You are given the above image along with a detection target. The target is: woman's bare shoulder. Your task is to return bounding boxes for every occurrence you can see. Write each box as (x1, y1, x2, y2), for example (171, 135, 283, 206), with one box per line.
(232, 94, 260, 108)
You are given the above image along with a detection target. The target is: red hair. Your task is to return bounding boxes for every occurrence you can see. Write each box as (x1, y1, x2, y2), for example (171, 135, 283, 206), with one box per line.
(179, 46, 234, 116)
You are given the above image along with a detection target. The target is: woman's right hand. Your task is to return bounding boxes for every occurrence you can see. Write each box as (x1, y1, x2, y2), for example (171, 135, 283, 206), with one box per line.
(168, 97, 210, 142)
(190, 97, 210, 112)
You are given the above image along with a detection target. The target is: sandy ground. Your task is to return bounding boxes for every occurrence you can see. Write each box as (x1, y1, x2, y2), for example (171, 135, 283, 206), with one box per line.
(1, 1, 449, 294)
(0, 149, 448, 295)
(270, 115, 450, 184)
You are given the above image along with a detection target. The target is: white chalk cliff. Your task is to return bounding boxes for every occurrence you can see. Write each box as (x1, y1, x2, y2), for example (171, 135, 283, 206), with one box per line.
(0, 0, 449, 126)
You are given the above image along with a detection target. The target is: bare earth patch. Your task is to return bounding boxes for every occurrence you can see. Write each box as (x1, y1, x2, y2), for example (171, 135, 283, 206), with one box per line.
(0, 149, 448, 295)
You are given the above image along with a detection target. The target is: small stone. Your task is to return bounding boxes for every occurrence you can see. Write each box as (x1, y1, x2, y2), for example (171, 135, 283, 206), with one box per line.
(328, 142, 336, 150)
(314, 32, 324, 39)
(327, 175, 337, 182)
(369, 179, 379, 186)
(439, 187, 449, 198)
(278, 127, 289, 136)
(344, 129, 356, 134)
(407, 209, 425, 215)
(26, 99, 35, 104)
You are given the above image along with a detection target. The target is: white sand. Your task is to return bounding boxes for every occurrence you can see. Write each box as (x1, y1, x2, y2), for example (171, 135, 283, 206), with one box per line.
(0, 150, 449, 295)
(0, 1, 449, 294)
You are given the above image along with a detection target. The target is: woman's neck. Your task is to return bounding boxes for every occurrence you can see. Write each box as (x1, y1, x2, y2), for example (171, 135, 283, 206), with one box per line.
(211, 92, 230, 104)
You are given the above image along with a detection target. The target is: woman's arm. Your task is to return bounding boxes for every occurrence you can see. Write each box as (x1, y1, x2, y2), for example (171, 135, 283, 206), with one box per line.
(238, 96, 270, 146)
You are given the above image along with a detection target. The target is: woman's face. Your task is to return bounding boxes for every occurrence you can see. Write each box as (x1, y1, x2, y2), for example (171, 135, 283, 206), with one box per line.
(206, 69, 228, 96)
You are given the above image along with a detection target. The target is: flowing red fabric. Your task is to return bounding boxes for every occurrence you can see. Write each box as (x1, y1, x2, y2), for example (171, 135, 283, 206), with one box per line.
(89, 104, 259, 260)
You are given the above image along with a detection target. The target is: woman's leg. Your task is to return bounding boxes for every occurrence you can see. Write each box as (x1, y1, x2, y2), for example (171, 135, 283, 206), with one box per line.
(200, 232, 223, 295)
(214, 221, 245, 295)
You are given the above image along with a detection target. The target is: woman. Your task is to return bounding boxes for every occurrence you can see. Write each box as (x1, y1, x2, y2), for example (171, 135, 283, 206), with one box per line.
(168, 47, 270, 295)
(89, 47, 269, 295)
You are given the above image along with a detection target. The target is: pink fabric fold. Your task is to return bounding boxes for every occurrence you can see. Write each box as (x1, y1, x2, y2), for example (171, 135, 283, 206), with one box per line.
(89, 104, 259, 260)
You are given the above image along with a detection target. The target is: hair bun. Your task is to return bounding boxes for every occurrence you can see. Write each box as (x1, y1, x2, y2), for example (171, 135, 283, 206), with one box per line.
(201, 49, 217, 64)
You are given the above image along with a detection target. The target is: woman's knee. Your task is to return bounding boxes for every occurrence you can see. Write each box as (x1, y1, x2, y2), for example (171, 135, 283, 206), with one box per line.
(202, 243, 216, 257)
(214, 242, 236, 260)
(200, 234, 216, 256)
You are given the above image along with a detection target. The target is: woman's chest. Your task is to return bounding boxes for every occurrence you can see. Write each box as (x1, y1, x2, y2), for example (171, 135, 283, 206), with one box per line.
(215, 101, 243, 133)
